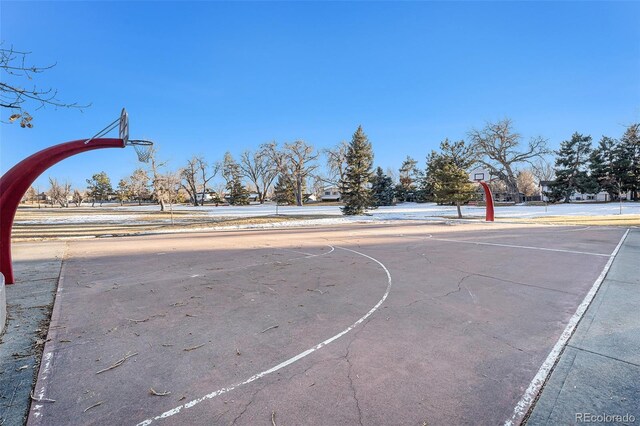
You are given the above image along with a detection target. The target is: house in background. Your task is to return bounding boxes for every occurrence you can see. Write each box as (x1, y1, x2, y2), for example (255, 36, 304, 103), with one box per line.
(321, 187, 341, 202)
(539, 181, 630, 202)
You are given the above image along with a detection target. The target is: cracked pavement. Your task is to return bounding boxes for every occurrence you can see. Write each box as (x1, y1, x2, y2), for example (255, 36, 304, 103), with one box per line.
(7, 222, 627, 425)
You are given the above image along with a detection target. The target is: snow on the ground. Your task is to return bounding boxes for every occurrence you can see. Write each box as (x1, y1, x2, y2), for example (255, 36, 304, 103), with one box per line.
(15, 214, 148, 225)
(118, 202, 640, 219)
(16, 202, 640, 226)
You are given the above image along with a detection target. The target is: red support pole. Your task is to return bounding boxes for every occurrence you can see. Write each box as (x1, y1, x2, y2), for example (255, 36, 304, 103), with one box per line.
(478, 181, 495, 222)
(0, 138, 125, 284)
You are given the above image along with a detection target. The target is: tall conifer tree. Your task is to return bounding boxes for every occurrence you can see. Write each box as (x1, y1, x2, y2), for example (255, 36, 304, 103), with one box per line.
(340, 126, 375, 215)
(370, 166, 395, 206)
(550, 133, 594, 202)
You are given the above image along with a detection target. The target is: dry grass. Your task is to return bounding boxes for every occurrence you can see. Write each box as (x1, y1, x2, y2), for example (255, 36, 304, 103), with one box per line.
(13, 207, 337, 240)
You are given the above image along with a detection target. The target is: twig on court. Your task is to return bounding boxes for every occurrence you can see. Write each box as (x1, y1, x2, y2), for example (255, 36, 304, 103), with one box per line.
(306, 288, 325, 294)
(8, 380, 23, 407)
(185, 313, 198, 318)
(126, 318, 149, 323)
(236, 348, 241, 356)
(83, 401, 104, 412)
(149, 388, 171, 396)
(161, 343, 173, 347)
(271, 410, 277, 426)
(96, 352, 138, 374)
(30, 392, 55, 403)
(171, 301, 187, 307)
(261, 325, 279, 333)
(183, 343, 206, 352)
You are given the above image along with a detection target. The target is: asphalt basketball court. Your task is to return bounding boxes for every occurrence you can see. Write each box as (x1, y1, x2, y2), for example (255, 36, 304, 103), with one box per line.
(22, 222, 627, 425)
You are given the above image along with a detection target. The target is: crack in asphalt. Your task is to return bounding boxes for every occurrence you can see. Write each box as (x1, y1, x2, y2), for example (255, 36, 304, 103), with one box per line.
(230, 390, 257, 426)
(345, 341, 364, 426)
(439, 274, 473, 298)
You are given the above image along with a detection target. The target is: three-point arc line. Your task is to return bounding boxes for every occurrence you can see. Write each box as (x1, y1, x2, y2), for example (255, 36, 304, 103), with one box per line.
(136, 245, 393, 426)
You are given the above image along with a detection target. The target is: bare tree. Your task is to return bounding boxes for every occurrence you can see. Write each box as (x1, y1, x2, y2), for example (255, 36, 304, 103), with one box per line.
(469, 118, 549, 203)
(1, 45, 89, 128)
(180, 156, 219, 206)
(322, 141, 349, 186)
(240, 150, 277, 204)
(47, 177, 71, 207)
(180, 157, 199, 205)
(531, 158, 556, 182)
(147, 146, 169, 211)
(116, 178, 131, 206)
(199, 159, 220, 204)
(24, 186, 38, 204)
(517, 169, 540, 199)
(158, 171, 182, 225)
(261, 141, 319, 206)
(130, 168, 150, 205)
(72, 189, 85, 207)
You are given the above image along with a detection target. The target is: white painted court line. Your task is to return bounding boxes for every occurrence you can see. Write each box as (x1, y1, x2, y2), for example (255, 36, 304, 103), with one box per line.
(504, 228, 630, 426)
(431, 237, 612, 257)
(136, 246, 393, 426)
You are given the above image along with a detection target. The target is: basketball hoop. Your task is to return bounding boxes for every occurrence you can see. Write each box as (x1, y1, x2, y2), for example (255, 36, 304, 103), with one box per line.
(126, 139, 153, 163)
(83, 108, 154, 162)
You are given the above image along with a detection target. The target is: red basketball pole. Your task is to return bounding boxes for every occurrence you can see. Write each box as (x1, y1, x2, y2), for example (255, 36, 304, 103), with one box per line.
(0, 138, 125, 284)
(478, 181, 495, 222)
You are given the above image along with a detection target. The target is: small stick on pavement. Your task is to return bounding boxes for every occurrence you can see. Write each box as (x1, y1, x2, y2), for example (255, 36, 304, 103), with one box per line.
(261, 325, 279, 333)
(183, 343, 206, 352)
(149, 388, 171, 396)
(30, 392, 55, 403)
(9, 380, 23, 407)
(96, 352, 138, 374)
(126, 318, 149, 323)
(271, 410, 277, 426)
(83, 401, 104, 412)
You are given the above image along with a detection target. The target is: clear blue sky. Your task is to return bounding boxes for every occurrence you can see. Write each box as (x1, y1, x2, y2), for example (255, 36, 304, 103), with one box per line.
(2, 1, 639, 190)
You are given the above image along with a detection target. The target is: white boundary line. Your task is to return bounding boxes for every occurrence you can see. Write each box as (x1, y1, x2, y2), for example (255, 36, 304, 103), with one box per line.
(136, 245, 392, 426)
(431, 237, 612, 257)
(504, 228, 630, 426)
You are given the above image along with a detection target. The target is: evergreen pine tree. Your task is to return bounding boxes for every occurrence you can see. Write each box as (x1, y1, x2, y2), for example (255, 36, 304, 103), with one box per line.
(428, 139, 476, 217)
(397, 156, 419, 202)
(223, 152, 249, 205)
(273, 174, 296, 205)
(340, 126, 375, 215)
(86, 171, 113, 207)
(550, 133, 594, 202)
(619, 123, 640, 200)
(370, 167, 395, 206)
(226, 176, 250, 205)
(431, 155, 476, 219)
(589, 136, 621, 201)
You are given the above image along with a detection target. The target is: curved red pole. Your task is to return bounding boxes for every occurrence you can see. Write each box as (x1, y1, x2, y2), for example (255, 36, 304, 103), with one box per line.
(0, 138, 125, 284)
(478, 181, 495, 222)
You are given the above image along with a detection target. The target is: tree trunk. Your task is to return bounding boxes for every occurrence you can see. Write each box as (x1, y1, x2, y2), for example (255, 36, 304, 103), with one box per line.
(456, 202, 462, 219)
(159, 199, 166, 212)
(295, 176, 303, 206)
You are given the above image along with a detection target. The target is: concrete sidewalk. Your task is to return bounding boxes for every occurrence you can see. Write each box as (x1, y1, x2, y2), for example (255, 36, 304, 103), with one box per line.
(0, 242, 65, 426)
(527, 229, 640, 425)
